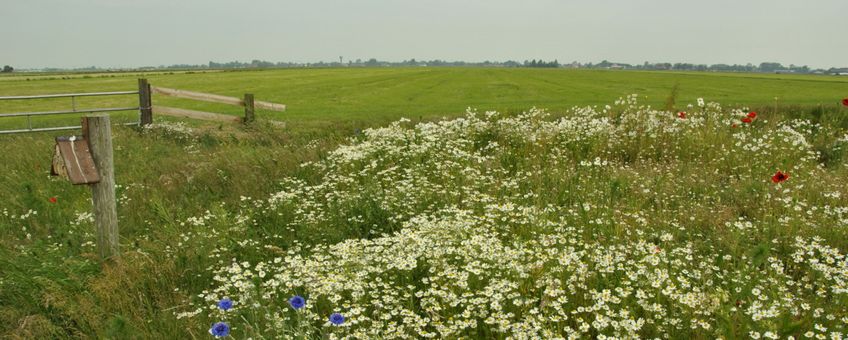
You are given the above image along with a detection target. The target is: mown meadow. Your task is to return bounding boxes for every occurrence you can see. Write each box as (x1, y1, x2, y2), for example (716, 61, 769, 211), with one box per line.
(1, 68, 848, 338)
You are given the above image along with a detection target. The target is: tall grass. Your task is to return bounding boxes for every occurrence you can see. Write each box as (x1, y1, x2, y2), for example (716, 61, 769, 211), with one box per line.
(0, 119, 354, 338)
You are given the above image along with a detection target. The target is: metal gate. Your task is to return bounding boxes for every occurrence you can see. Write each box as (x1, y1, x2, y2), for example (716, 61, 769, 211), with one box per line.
(0, 90, 140, 134)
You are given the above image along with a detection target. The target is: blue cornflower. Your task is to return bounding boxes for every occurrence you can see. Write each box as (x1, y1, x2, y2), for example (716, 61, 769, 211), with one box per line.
(209, 322, 230, 337)
(288, 295, 305, 309)
(329, 312, 345, 325)
(217, 298, 233, 311)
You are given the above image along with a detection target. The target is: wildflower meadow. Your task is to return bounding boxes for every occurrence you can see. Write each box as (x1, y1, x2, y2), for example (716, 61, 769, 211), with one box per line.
(2, 69, 848, 339)
(173, 96, 848, 339)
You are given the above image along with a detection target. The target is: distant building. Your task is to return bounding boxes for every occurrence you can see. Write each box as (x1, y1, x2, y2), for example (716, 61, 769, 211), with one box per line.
(827, 68, 848, 75)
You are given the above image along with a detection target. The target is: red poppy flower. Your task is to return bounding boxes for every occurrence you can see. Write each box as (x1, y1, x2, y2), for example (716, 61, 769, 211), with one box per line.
(747, 111, 757, 119)
(741, 117, 753, 124)
(677, 111, 686, 119)
(771, 171, 789, 184)
(49, 197, 58, 204)
(843, 98, 848, 107)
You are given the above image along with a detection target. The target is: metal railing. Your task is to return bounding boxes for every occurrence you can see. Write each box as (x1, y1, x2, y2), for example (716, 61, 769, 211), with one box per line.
(0, 90, 140, 134)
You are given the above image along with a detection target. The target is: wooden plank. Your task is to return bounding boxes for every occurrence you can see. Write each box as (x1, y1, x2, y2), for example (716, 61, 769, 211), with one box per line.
(254, 100, 286, 112)
(138, 79, 153, 126)
(151, 86, 244, 107)
(152, 105, 241, 123)
(151, 85, 286, 111)
(244, 93, 255, 123)
(53, 137, 101, 185)
(82, 116, 119, 260)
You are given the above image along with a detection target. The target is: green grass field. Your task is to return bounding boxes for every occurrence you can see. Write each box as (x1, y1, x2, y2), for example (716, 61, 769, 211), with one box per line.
(2, 68, 847, 127)
(1, 68, 848, 338)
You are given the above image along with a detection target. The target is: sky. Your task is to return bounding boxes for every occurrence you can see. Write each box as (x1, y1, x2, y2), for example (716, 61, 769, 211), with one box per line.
(1, 0, 846, 69)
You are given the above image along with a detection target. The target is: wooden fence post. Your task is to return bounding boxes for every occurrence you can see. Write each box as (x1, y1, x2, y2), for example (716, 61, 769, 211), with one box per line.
(243, 93, 255, 123)
(138, 78, 153, 126)
(82, 115, 119, 259)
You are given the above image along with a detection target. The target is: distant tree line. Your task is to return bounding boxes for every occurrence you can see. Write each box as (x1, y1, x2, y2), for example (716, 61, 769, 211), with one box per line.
(523, 59, 560, 68)
(13, 59, 848, 76)
(204, 59, 848, 75)
(581, 60, 839, 74)
(1, 65, 13, 73)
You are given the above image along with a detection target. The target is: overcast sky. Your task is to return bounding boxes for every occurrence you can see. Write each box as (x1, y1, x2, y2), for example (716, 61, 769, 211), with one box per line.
(2, 0, 846, 69)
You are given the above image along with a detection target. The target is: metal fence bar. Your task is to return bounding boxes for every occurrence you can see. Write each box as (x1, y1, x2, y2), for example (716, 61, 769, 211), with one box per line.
(0, 91, 139, 100)
(0, 125, 84, 134)
(0, 122, 139, 135)
(0, 107, 140, 118)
